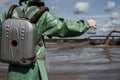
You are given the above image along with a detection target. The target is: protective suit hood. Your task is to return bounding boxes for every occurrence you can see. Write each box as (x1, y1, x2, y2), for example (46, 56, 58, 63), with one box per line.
(19, 0, 45, 5)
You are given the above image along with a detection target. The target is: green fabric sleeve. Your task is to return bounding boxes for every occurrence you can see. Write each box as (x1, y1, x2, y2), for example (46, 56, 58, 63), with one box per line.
(40, 11, 89, 37)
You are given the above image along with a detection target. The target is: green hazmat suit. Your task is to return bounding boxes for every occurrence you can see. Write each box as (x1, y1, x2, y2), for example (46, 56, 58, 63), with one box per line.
(0, 1, 90, 80)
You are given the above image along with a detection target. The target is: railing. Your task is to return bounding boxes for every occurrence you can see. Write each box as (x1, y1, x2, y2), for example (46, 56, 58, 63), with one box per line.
(103, 30, 120, 45)
(88, 30, 120, 45)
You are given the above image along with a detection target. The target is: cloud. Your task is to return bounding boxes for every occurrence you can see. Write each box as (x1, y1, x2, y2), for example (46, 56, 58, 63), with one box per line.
(100, 11, 120, 34)
(111, 12, 120, 26)
(74, 2, 89, 14)
(50, 6, 60, 13)
(111, 12, 120, 19)
(102, 19, 120, 29)
(111, 19, 120, 26)
(105, 0, 116, 11)
(83, 15, 111, 19)
(0, 0, 13, 7)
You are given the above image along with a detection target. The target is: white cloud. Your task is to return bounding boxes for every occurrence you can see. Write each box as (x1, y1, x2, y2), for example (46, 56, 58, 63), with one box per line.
(0, 0, 13, 7)
(103, 22, 113, 28)
(111, 12, 120, 26)
(102, 19, 120, 29)
(100, 12, 120, 34)
(84, 15, 111, 19)
(50, 6, 60, 13)
(105, 0, 116, 11)
(74, 2, 89, 14)
(111, 12, 120, 19)
(111, 19, 120, 25)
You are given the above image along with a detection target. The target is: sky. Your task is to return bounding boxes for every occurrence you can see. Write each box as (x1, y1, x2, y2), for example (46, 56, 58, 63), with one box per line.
(0, 0, 120, 39)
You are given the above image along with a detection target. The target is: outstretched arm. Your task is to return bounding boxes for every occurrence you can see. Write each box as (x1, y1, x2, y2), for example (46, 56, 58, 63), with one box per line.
(40, 11, 96, 38)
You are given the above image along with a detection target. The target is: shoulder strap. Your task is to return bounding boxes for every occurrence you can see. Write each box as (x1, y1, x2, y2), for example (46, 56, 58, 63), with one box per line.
(25, 6, 37, 18)
(6, 4, 18, 19)
(16, 6, 38, 19)
(30, 6, 49, 23)
(16, 7, 25, 18)
(6, 5, 49, 23)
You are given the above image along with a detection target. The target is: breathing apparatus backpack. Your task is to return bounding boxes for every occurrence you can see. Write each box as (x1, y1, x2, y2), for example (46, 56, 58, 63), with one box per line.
(0, 4, 49, 66)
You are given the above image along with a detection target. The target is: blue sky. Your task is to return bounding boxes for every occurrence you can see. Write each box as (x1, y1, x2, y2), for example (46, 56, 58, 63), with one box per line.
(0, 0, 120, 38)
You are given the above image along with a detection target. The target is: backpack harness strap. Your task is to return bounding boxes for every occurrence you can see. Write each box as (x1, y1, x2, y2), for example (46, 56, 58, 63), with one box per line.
(16, 6, 37, 19)
(6, 4, 18, 19)
(7, 4, 49, 24)
(30, 6, 49, 23)
(16, 7, 25, 18)
(25, 6, 37, 17)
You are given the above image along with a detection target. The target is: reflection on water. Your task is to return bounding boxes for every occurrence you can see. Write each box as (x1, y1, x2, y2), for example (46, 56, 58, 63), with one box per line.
(0, 42, 120, 80)
(46, 42, 120, 80)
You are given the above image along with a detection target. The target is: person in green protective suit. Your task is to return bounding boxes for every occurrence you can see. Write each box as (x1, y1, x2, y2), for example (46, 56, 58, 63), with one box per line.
(0, 0, 96, 80)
